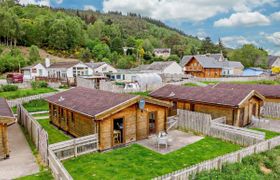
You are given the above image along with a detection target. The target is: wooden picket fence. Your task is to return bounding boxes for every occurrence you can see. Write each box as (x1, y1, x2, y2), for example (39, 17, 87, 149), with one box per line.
(261, 102, 280, 118)
(154, 136, 280, 180)
(17, 104, 49, 164)
(176, 110, 265, 146)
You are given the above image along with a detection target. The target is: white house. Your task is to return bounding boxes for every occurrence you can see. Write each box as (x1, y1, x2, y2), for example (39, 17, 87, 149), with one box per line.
(269, 55, 280, 68)
(86, 62, 118, 74)
(144, 61, 183, 75)
(220, 61, 244, 76)
(153, 49, 171, 59)
(21, 63, 48, 80)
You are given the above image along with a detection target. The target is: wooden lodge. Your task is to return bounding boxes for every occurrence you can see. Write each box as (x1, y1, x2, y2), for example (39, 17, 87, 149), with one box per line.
(45, 87, 172, 151)
(150, 85, 265, 127)
(180, 55, 222, 78)
(213, 83, 280, 103)
(0, 98, 16, 159)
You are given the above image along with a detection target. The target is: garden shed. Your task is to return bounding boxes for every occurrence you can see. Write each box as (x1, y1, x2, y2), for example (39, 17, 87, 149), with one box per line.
(45, 87, 171, 151)
(0, 98, 16, 159)
(150, 85, 265, 127)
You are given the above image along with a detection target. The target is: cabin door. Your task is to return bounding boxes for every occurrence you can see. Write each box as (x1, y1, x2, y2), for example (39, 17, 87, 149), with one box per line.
(148, 112, 157, 135)
(113, 118, 124, 146)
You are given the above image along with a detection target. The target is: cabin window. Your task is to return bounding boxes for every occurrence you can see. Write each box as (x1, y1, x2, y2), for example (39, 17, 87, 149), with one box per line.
(148, 112, 157, 135)
(53, 106, 57, 118)
(113, 118, 124, 145)
(252, 104, 257, 116)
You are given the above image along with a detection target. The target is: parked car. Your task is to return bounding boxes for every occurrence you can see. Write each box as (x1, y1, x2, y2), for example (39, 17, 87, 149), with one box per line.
(124, 82, 140, 91)
(6, 73, 23, 83)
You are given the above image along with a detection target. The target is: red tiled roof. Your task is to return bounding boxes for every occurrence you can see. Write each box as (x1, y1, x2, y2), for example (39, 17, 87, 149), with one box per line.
(0, 98, 14, 118)
(213, 83, 280, 99)
(45, 87, 137, 117)
(150, 85, 256, 107)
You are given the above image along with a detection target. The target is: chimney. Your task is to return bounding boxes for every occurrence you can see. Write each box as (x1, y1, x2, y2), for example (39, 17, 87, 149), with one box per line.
(45, 56, 51, 68)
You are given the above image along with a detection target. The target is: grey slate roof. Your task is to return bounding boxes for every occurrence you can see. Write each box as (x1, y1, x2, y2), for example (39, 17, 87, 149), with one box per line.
(180, 55, 222, 68)
(146, 61, 175, 71)
(86, 62, 106, 69)
(219, 61, 244, 68)
(208, 53, 223, 61)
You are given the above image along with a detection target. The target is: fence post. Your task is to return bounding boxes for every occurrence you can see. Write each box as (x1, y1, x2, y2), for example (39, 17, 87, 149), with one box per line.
(237, 152, 241, 163)
(74, 139, 77, 157)
(268, 141, 272, 150)
(218, 158, 222, 170)
(254, 146, 257, 154)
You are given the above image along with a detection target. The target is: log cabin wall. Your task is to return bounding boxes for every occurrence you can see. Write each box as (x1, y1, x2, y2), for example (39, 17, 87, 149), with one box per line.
(0, 124, 8, 159)
(49, 103, 97, 138)
(265, 98, 280, 103)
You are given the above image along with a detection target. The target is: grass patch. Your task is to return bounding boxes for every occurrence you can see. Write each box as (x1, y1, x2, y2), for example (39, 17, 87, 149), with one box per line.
(196, 145, 280, 179)
(130, 91, 150, 96)
(228, 80, 280, 85)
(200, 81, 219, 85)
(16, 170, 53, 180)
(0, 88, 56, 100)
(18, 99, 49, 113)
(37, 119, 71, 144)
(184, 82, 199, 87)
(32, 113, 49, 117)
(251, 128, 280, 140)
(63, 137, 240, 179)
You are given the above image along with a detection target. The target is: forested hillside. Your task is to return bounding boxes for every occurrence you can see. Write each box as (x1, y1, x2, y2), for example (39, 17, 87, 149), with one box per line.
(0, 0, 268, 74)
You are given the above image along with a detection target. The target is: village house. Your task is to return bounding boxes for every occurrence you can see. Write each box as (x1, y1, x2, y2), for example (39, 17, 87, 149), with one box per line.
(85, 62, 118, 75)
(45, 87, 171, 151)
(153, 48, 171, 59)
(144, 61, 183, 75)
(180, 54, 244, 78)
(268, 55, 280, 68)
(0, 98, 16, 159)
(47, 60, 93, 84)
(180, 55, 223, 78)
(213, 83, 280, 103)
(21, 63, 48, 80)
(150, 85, 264, 127)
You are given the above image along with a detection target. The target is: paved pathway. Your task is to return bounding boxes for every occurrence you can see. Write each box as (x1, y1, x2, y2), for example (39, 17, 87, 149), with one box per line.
(0, 123, 39, 180)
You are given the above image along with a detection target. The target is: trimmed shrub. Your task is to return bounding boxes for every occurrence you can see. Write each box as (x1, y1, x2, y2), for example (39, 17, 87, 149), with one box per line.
(1, 84, 18, 92)
(31, 81, 48, 89)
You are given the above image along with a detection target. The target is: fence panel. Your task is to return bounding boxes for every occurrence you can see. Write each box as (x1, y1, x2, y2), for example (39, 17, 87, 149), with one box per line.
(261, 102, 280, 118)
(49, 134, 98, 161)
(153, 136, 280, 180)
(17, 105, 49, 164)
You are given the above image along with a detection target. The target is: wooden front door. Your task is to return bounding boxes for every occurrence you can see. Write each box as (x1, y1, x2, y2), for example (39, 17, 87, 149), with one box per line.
(148, 112, 157, 135)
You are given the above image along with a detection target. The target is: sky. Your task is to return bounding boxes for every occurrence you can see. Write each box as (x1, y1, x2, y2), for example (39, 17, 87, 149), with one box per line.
(19, 0, 280, 55)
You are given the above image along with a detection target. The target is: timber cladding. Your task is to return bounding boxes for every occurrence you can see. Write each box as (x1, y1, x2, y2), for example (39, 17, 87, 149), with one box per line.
(0, 98, 16, 159)
(150, 85, 265, 127)
(45, 87, 171, 151)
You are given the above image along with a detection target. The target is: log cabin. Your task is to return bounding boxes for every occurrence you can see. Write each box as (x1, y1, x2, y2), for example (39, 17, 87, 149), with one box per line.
(180, 55, 222, 78)
(213, 83, 280, 103)
(149, 85, 265, 127)
(45, 87, 172, 151)
(0, 98, 16, 159)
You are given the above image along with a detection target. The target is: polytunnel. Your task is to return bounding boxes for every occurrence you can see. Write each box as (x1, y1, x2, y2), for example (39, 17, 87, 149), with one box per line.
(132, 73, 162, 88)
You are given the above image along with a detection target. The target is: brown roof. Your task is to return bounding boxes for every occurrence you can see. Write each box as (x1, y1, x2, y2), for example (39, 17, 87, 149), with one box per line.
(150, 85, 263, 107)
(48, 61, 80, 69)
(213, 83, 280, 99)
(45, 87, 137, 118)
(0, 98, 14, 119)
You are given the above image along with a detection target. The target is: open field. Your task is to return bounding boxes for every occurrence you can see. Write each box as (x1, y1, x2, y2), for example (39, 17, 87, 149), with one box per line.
(196, 145, 280, 179)
(63, 137, 240, 179)
(130, 91, 150, 96)
(16, 170, 53, 180)
(184, 82, 199, 87)
(228, 79, 280, 85)
(0, 88, 56, 100)
(37, 119, 71, 144)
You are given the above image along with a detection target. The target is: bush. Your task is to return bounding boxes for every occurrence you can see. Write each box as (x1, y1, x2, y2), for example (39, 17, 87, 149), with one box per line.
(31, 81, 48, 89)
(1, 84, 18, 92)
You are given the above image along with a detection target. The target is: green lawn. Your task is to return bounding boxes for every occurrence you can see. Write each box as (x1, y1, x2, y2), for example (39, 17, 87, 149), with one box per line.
(13, 99, 49, 113)
(200, 81, 219, 85)
(228, 80, 280, 85)
(16, 170, 53, 180)
(0, 88, 56, 100)
(32, 113, 49, 117)
(37, 119, 71, 144)
(130, 91, 150, 96)
(63, 137, 241, 180)
(184, 82, 199, 87)
(196, 145, 280, 179)
(251, 128, 280, 140)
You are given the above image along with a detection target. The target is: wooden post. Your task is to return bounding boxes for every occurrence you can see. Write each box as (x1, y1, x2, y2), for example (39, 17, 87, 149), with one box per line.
(74, 140, 77, 157)
(237, 152, 241, 163)
(2, 125, 9, 158)
(218, 158, 222, 170)
(254, 146, 257, 154)
(268, 141, 272, 150)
